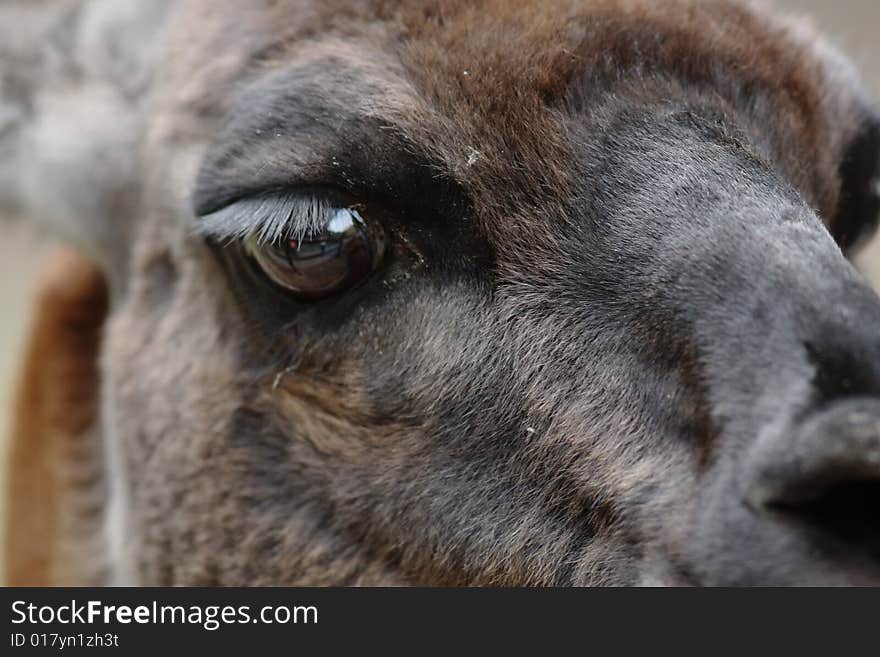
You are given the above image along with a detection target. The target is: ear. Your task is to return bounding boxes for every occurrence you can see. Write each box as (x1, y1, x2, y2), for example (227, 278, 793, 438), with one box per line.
(0, 0, 170, 281)
(831, 109, 880, 253)
(4, 247, 108, 585)
(777, 16, 880, 255)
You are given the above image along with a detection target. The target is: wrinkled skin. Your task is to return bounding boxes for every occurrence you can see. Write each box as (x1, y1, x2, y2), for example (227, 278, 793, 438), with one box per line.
(2, 0, 880, 585)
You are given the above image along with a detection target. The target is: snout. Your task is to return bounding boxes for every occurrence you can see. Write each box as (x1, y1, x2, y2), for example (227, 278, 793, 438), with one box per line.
(746, 398, 880, 556)
(684, 244, 880, 584)
(688, 396, 880, 586)
(739, 280, 880, 576)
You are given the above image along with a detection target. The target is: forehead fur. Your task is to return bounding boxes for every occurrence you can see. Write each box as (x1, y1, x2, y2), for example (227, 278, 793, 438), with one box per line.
(160, 0, 862, 244)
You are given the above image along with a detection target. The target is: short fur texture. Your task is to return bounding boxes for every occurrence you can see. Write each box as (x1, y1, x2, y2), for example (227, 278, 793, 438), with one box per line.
(3, 0, 880, 585)
(4, 248, 107, 585)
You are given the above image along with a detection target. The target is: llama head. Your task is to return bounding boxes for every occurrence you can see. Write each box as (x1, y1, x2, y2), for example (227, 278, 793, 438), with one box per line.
(3, 0, 880, 585)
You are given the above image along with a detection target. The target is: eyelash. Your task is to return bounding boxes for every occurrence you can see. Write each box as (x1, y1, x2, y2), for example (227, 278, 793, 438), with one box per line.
(195, 192, 348, 245)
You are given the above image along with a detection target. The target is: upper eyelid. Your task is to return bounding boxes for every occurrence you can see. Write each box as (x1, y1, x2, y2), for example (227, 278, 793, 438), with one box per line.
(194, 192, 343, 245)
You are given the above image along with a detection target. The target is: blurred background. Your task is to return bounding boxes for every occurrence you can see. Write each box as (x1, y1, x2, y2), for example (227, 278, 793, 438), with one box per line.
(0, 0, 878, 571)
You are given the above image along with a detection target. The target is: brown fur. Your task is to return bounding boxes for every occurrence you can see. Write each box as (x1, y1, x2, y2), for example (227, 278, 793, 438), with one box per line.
(2, 0, 879, 585)
(4, 249, 108, 585)
(250, 1, 840, 219)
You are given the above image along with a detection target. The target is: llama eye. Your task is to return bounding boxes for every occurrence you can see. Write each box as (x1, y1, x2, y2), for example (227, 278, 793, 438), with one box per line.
(245, 206, 385, 300)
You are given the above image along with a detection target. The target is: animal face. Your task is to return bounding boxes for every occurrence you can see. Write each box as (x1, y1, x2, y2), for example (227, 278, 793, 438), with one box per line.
(3, 0, 880, 585)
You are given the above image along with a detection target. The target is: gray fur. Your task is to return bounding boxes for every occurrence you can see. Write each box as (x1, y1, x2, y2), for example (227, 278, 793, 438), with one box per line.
(4, 0, 880, 585)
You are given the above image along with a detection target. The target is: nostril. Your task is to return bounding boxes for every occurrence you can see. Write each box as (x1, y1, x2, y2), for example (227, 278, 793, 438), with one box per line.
(747, 398, 880, 554)
(766, 479, 880, 547)
(805, 340, 880, 404)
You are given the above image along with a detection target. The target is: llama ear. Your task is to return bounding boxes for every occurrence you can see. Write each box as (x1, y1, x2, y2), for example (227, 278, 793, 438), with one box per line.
(778, 21, 880, 255)
(0, 1, 169, 276)
(831, 110, 880, 253)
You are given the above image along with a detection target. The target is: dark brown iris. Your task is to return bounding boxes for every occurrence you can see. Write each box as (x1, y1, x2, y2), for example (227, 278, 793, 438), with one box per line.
(247, 207, 385, 300)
